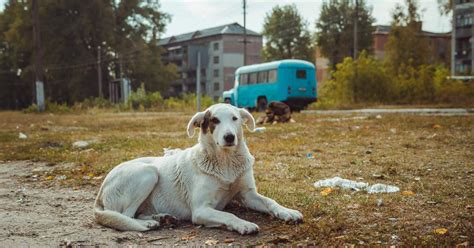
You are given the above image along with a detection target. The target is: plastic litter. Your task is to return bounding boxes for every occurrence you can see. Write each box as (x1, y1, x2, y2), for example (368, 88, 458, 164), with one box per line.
(254, 127, 266, 133)
(19, 132, 27, 139)
(366, 183, 400, 194)
(314, 176, 400, 194)
(72, 140, 89, 149)
(163, 148, 183, 156)
(314, 176, 368, 191)
(306, 153, 314, 159)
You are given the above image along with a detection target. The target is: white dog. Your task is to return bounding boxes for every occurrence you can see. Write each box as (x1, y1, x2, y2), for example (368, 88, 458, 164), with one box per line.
(94, 103, 303, 234)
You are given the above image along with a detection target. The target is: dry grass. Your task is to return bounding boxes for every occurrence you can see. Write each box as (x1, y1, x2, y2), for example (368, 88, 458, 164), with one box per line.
(0, 110, 472, 246)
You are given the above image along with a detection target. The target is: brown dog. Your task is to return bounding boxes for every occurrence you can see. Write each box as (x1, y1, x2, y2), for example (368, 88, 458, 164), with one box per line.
(257, 101, 293, 124)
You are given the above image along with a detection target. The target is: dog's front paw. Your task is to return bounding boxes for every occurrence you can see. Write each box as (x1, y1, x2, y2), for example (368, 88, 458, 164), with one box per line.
(275, 208, 303, 223)
(232, 221, 259, 235)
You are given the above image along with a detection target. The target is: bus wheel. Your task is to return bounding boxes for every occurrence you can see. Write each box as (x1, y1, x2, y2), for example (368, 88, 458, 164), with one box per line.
(257, 97, 267, 112)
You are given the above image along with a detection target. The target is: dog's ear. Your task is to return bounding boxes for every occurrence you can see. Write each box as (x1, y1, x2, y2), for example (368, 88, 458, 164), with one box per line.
(239, 108, 255, 132)
(186, 110, 211, 138)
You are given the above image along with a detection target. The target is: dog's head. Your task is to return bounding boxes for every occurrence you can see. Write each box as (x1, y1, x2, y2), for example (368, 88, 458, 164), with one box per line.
(187, 104, 255, 149)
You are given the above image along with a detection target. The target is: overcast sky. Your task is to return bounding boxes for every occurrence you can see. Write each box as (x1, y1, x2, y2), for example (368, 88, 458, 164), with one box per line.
(0, 0, 451, 38)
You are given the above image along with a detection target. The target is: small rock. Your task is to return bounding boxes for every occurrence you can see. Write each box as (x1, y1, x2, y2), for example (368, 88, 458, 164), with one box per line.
(376, 115, 382, 119)
(388, 218, 398, 222)
(376, 198, 384, 207)
(56, 175, 67, 180)
(389, 128, 397, 134)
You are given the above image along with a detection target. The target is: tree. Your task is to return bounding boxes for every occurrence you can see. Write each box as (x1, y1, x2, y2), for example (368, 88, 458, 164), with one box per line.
(315, 0, 374, 69)
(262, 4, 314, 62)
(384, 0, 433, 71)
(0, 0, 177, 109)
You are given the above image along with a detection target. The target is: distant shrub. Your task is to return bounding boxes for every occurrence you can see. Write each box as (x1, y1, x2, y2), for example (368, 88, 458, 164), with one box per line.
(73, 97, 113, 110)
(24, 100, 71, 113)
(127, 84, 164, 110)
(312, 52, 393, 109)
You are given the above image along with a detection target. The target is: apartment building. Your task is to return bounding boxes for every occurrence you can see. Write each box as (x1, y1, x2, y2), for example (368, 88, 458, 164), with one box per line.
(453, 0, 474, 75)
(158, 23, 263, 100)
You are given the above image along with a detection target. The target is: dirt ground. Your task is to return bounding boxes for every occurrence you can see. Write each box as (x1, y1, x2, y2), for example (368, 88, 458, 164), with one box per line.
(0, 110, 473, 247)
(0, 161, 293, 247)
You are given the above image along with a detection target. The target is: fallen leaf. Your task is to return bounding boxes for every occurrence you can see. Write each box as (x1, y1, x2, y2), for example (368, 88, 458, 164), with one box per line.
(455, 241, 469, 247)
(224, 238, 235, 243)
(46, 175, 54, 180)
(401, 190, 415, 196)
(434, 228, 448, 235)
(432, 124, 442, 129)
(269, 235, 290, 244)
(204, 239, 218, 245)
(87, 173, 94, 178)
(320, 187, 332, 196)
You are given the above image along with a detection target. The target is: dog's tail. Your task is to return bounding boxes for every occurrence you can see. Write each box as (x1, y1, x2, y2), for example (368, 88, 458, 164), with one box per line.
(93, 185, 149, 232)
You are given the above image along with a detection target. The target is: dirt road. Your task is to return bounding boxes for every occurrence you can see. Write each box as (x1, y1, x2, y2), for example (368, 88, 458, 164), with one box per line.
(0, 161, 288, 247)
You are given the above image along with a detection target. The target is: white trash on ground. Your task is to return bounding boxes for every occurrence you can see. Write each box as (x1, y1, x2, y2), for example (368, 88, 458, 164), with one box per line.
(314, 176, 400, 194)
(314, 176, 368, 191)
(19, 132, 27, 139)
(366, 183, 400, 194)
(163, 147, 183, 156)
(72, 140, 89, 149)
(254, 127, 266, 133)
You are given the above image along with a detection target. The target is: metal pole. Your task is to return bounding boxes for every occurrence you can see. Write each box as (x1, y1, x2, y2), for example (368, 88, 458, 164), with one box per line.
(353, 0, 358, 59)
(243, 0, 247, 65)
(451, 0, 456, 76)
(97, 46, 103, 98)
(196, 52, 201, 112)
(32, 0, 45, 111)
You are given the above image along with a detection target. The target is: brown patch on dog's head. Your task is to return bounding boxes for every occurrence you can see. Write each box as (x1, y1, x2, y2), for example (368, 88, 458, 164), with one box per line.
(200, 110, 211, 134)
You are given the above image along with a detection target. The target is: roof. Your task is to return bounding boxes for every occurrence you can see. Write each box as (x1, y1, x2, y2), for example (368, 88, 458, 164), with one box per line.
(158, 23, 261, 46)
(236, 59, 315, 74)
(373, 25, 450, 37)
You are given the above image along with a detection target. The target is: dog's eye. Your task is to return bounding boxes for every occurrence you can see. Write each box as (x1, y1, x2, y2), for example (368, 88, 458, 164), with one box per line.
(211, 117, 220, 124)
(232, 116, 238, 121)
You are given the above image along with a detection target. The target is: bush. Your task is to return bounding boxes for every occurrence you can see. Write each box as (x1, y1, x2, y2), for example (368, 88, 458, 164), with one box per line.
(24, 99, 71, 113)
(127, 84, 164, 110)
(312, 52, 393, 109)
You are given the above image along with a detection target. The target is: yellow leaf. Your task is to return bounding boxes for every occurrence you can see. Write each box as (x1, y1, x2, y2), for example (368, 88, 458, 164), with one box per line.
(46, 175, 54, 180)
(434, 228, 448, 235)
(87, 173, 95, 178)
(432, 124, 442, 129)
(402, 190, 415, 196)
(320, 187, 332, 196)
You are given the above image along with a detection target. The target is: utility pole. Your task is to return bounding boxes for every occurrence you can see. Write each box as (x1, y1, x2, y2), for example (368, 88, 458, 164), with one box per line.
(32, 0, 45, 111)
(196, 52, 201, 112)
(353, 0, 358, 59)
(97, 45, 103, 98)
(451, 0, 456, 76)
(243, 0, 247, 66)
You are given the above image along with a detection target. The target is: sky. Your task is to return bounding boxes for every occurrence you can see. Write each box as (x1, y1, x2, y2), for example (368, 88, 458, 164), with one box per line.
(0, 0, 451, 38)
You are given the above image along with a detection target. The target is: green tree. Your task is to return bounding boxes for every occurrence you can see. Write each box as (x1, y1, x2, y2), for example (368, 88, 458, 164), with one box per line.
(315, 0, 374, 69)
(0, 0, 177, 109)
(262, 4, 314, 62)
(385, 0, 433, 71)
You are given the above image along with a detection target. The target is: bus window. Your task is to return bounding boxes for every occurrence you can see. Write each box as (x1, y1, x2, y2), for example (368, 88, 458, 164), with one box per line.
(296, 70, 306, 79)
(257, 71, 268, 84)
(240, 73, 248, 85)
(249, 72, 257, 84)
(268, 69, 277, 83)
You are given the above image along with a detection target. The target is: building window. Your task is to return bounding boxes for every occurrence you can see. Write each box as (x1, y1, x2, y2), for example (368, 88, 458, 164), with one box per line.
(213, 42, 219, 51)
(213, 69, 219, 77)
(213, 56, 219, 64)
(214, 82, 220, 91)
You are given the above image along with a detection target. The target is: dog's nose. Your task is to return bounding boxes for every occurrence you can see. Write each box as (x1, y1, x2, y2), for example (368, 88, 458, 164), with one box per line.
(224, 133, 235, 144)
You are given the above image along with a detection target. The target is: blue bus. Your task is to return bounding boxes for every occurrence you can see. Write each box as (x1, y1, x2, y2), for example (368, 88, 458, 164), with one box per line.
(223, 59, 317, 111)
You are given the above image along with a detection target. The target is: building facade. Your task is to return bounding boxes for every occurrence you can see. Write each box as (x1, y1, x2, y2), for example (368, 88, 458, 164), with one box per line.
(454, 0, 474, 75)
(158, 23, 262, 100)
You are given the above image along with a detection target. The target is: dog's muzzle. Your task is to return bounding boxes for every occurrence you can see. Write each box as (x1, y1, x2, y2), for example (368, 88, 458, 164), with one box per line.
(223, 133, 235, 146)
